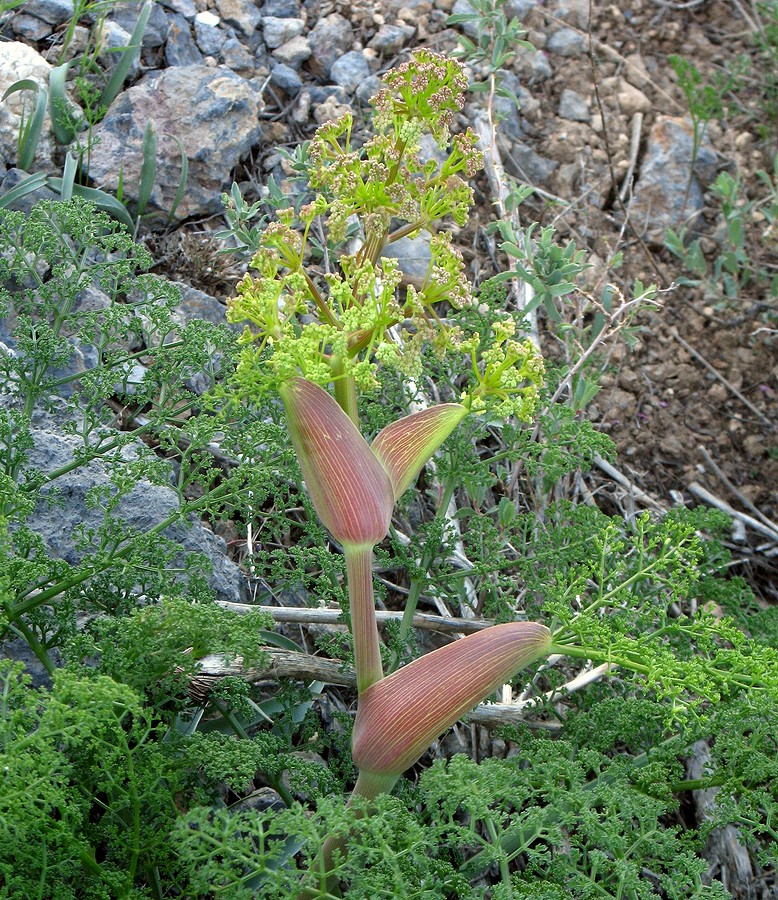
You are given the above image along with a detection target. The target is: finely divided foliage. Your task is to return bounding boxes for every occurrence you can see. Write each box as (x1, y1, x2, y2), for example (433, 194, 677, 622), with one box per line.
(1, 45, 777, 900)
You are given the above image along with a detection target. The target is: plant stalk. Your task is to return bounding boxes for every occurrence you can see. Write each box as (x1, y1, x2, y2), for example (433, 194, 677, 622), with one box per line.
(345, 545, 383, 694)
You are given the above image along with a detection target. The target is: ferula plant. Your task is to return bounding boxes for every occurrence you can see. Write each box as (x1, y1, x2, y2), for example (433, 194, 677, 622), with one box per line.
(226, 50, 778, 890)
(228, 48, 549, 800)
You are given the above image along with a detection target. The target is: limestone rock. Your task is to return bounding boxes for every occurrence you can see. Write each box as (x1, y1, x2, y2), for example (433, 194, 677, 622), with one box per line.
(86, 65, 262, 221)
(629, 116, 717, 243)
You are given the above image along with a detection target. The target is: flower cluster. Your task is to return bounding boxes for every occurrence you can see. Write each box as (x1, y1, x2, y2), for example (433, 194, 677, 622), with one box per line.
(372, 49, 469, 142)
(462, 317, 545, 421)
(226, 49, 540, 421)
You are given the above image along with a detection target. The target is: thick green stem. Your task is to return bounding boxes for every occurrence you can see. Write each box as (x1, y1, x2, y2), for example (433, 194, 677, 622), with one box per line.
(298, 770, 398, 898)
(330, 361, 359, 427)
(345, 545, 383, 694)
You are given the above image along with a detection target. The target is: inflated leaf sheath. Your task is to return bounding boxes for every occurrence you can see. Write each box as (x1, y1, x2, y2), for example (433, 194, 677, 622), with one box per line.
(280, 377, 394, 547)
(352, 622, 552, 776)
(372, 403, 468, 501)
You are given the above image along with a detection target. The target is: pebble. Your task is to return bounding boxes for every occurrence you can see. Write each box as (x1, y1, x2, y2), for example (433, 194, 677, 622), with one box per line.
(506, 0, 537, 16)
(628, 115, 716, 242)
(97, 21, 141, 80)
(9, 14, 51, 41)
(546, 28, 585, 56)
(270, 61, 303, 94)
(220, 35, 256, 74)
(262, 0, 300, 16)
(194, 11, 226, 55)
(108, 1, 169, 47)
(330, 50, 370, 94)
(16, 0, 73, 25)
(216, 0, 262, 37)
(548, 0, 588, 28)
(368, 23, 414, 55)
(262, 16, 304, 49)
(451, 0, 478, 38)
(165, 13, 205, 66)
(382, 231, 431, 280)
(616, 79, 651, 116)
(355, 74, 383, 105)
(307, 13, 355, 80)
(558, 88, 589, 122)
(271, 34, 312, 68)
(508, 141, 558, 184)
(159, 0, 198, 18)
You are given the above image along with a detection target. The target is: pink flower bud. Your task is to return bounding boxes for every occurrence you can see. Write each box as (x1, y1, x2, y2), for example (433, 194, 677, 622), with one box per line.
(352, 622, 552, 776)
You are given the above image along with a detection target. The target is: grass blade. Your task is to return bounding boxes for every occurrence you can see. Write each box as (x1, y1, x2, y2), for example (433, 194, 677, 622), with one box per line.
(166, 134, 189, 225)
(3, 79, 48, 171)
(136, 120, 157, 219)
(60, 150, 78, 201)
(0, 171, 48, 209)
(49, 61, 80, 145)
(100, 0, 152, 111)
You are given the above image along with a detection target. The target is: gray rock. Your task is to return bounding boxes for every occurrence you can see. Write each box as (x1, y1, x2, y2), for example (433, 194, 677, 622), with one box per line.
(330, 50, 370, 94)
(558, 88, 589, 122)
(382, 231, 431, 280)
(307, 13, 354, 80)
(173, 282, 230, 330)
(261, 0, 299, 16)
(97, 21, 140, 81)
(221, 35, 256, 74)
(16, 0, 73, 25)
(18, 398, 246, 604)
(629, 115, 717, 243)
(216, 0, 262, 37)
(194, 11, 227, 55)
(271, 34, 311, 68)
(492, 69, 522, 140)
(142, 281, 236, 395)
(505, 0, 536, 16)
(164, 13, 204, 67)
(548, 0, 588, 28)
(367, 23, 413, 56)
(86, 66, 262, 221)
(355, 74, 382, 105)
(158, 0, 197, 19)
(304, 84, 349, 106)
(270, 62, 302, 95)
(529, 50, 552, 81)
(9, 13, 52, 41)
(262, 15, 303, 48)
(546, 27, 585, 56)
(107, 1, 169, 47)
(505, 141, 558, 185)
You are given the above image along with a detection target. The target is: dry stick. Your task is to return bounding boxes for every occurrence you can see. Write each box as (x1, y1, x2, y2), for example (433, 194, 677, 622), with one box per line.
(593, 454, 666, 512)
(619, 112, 644, 204)
(688, 482, 778, 545)
(669, 327, 776, 431)
(216, 602, 493, 635)
(472, 110, 539, 345)
(697, 444, 778, 535)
